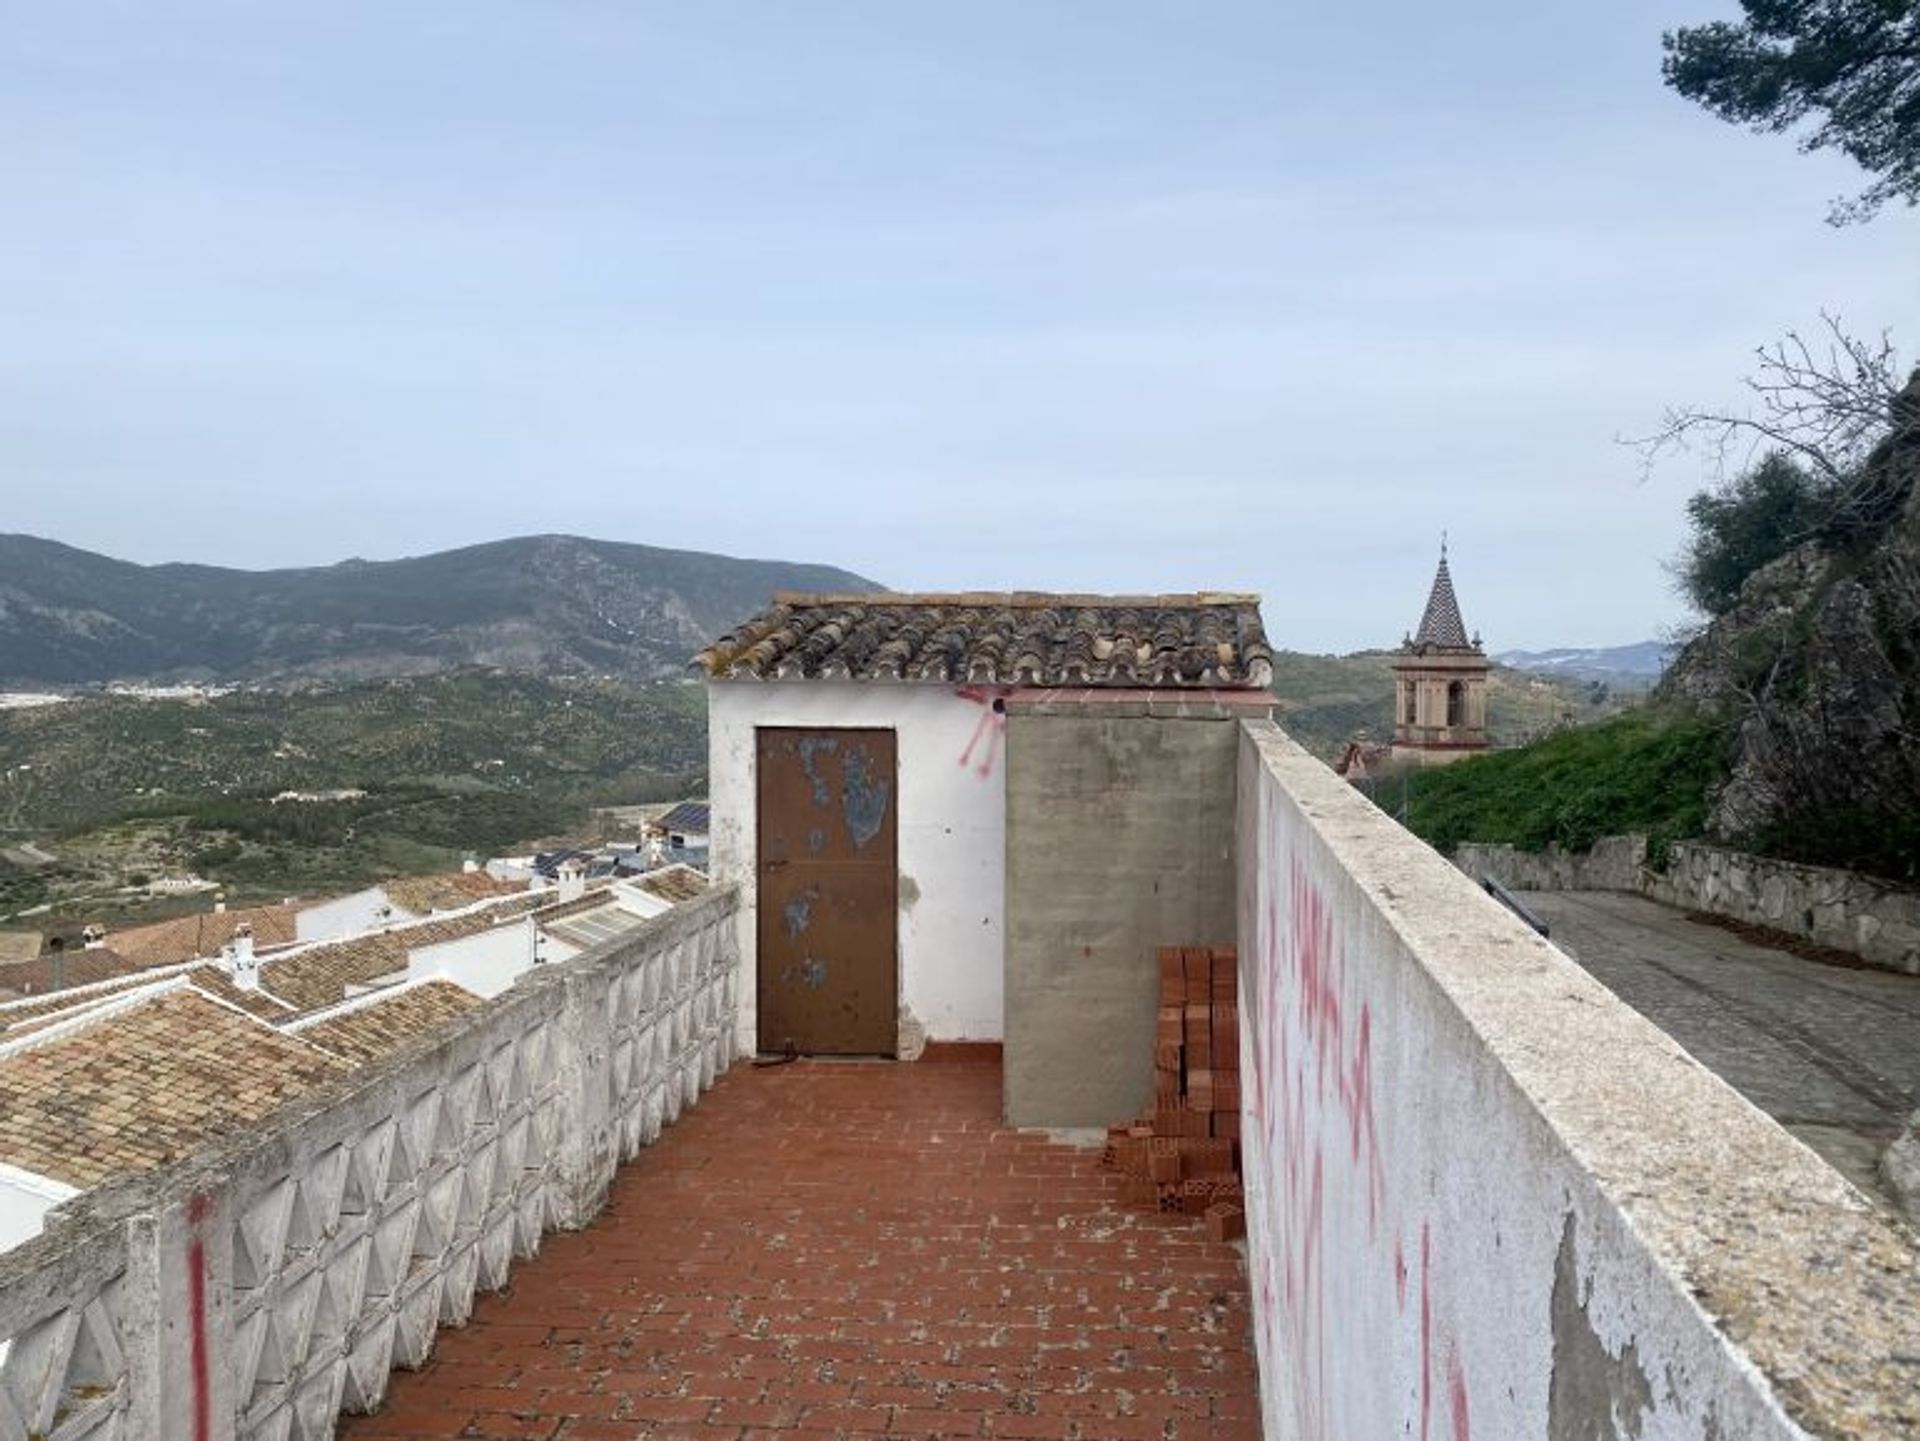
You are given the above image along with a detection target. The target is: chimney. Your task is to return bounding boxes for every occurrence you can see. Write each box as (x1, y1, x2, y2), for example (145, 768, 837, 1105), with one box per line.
(213, 895, 227, 914)
(225, 923, 259, 991)
(558, 860, 587, 904)
(81, 924, 107, 950)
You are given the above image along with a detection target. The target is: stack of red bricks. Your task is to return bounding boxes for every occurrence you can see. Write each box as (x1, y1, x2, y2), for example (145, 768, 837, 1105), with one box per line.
(1102, 946, 1245, 1243)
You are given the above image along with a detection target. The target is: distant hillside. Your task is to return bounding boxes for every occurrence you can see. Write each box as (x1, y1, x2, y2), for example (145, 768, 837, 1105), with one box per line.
(0, 671, 709, 919)
(1269, 650, 1621, 761)
(1494, 641, 1673, 689)
(0, 533, 879, 686)
(0, 670, 706, 836)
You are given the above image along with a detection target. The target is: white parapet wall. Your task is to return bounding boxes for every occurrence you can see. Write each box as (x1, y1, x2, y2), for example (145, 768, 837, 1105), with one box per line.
(0, 887, 740, 1441)
(1236, 720, 1919, 1441)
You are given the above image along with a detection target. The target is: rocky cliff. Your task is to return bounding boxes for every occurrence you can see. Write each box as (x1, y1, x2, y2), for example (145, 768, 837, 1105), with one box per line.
(1660, 375, 1920, 879)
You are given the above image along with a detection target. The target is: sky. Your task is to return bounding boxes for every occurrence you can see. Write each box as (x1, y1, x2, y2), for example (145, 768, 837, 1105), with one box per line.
(1, 3, 1915, 653)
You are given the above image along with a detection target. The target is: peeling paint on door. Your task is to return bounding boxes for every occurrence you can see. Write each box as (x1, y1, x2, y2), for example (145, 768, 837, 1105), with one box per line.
(843, 747, 890, 849)
(756, 727, 898, 1054)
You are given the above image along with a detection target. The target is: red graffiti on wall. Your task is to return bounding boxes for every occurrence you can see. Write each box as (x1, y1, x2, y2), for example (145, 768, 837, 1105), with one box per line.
(186, 1191, 213, 1441)
(955, 686, 1010, 778)
(1245, 840, 1470, 1441)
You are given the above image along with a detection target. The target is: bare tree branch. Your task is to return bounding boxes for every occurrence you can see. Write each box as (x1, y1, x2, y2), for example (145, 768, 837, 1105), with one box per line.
(1625, 314, 1916, 539)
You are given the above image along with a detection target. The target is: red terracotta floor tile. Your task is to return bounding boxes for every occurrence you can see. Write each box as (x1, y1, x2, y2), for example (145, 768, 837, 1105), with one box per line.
(339, 1060, 1258, 1441)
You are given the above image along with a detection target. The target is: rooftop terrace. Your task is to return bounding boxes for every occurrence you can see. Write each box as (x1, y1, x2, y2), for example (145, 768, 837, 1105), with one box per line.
(341, 1059, 1258, 1441)
(0, 719, 1916, 1441)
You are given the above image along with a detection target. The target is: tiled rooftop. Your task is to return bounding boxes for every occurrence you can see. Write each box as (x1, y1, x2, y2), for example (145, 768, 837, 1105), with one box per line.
(340, 1059, 1258, 1441)
(0, 987, 350, 1188)
(288, 978, 484, 1063)
(107, 901, 304, 967)
(695, 593, 1274, 688)
(638, 863, 711, 906)
(383, 869, 528, 915)
(256, 895, 547, 1013)
(0, 945, 143, 1000)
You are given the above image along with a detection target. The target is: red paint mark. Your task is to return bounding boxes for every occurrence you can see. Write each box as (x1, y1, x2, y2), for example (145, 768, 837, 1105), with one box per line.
(187, 1195, 212, 1441)
(1245, 835, 1475, 1441)
(1449, 1354, 1471, 1441)
(1420, 1222, 1432, 1441)
(955, 686, 1010, 777)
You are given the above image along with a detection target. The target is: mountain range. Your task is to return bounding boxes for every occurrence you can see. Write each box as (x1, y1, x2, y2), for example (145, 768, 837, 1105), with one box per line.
(0, 534, 879, 686)
(1492, 641, 1673, 688)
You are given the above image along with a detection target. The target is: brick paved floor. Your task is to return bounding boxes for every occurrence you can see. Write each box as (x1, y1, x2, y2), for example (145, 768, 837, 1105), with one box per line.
(340, 1059, 1259, 1441)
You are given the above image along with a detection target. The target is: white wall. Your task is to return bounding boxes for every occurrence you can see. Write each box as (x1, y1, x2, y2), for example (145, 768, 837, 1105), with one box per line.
(1234, 719, 1920, 1440)
(297, 887, 402, 943)
(0, 1161, 75, 1255)
(709, 681, 1007, 1051)
(404, 918, 535, 998)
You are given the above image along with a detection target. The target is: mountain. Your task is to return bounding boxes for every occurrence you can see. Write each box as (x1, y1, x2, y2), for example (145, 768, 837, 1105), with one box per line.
(0, 534, 879, 686)
(1493, 641, 1673, 689)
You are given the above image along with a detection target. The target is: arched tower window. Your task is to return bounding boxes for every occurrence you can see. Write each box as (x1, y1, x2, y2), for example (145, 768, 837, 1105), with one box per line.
(1403, 683, 1417, 724)
(1446, 680, 1464, 727)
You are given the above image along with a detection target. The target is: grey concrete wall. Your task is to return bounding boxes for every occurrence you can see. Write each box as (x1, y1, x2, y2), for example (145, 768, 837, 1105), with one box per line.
(1241, 719, 1920, 1441)
(0, 888, 740, 1441)
(1003, 705, 1242, 1128)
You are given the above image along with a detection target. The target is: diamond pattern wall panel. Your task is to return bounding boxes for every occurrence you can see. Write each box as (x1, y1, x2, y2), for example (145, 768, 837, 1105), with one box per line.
(0, 1272, 130, 1441)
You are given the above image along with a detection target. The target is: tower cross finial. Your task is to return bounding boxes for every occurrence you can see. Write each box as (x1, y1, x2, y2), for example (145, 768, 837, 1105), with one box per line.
(1441, 529, 1448, 559)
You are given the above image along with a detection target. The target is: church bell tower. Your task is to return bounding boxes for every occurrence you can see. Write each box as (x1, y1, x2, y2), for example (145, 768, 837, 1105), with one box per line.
(1390, 542, 1490, 765)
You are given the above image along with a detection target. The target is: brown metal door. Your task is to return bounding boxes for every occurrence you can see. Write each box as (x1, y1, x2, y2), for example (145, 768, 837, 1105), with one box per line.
(756, 728, 899, 1056)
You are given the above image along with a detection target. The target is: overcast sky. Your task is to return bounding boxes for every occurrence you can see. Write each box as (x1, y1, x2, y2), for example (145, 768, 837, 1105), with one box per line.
(2, 3, 1914, 652)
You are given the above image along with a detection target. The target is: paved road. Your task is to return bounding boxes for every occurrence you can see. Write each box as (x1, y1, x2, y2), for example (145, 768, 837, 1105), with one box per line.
(1520, 890, 1920, 1206)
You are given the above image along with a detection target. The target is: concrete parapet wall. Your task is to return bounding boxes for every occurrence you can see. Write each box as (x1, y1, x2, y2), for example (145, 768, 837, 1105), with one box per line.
(1238, 720, 1919, 1440)
(0, 887, 740, 1441)
(1455, 835, 1920, 976)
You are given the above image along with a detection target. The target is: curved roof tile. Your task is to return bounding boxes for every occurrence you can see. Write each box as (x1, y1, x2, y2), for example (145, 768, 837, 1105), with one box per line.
(694, 592, 1273, 689)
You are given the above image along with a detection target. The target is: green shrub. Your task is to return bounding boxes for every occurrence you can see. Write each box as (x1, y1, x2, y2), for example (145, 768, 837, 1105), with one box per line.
(1404, 711, 1727, 859)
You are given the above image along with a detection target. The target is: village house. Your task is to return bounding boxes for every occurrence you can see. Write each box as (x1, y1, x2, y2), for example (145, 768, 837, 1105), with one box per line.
(695, 591, 1274, 1124)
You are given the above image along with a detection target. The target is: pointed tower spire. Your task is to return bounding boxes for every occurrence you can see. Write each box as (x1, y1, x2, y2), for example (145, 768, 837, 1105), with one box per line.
(1411, 543, 1473, 651)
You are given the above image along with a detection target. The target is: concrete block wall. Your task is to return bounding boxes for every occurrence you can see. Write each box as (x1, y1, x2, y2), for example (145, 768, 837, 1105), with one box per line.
(1239, 720, 1920, 1441)
(1002, 700, 1246, 1127)
(0, 888, 739, 1441)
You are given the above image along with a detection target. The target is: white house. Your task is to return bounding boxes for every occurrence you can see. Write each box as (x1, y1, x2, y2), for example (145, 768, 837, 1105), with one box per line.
(695, 591, 1274, 1069)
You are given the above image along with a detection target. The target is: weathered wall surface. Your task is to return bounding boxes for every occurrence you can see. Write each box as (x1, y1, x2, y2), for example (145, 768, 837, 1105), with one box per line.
(1455, 835, 1920, 975)
(1649, 841, 1920, 976)
(1239, 720, 1919, 1441)
(0, 888, 739, 1441)
(708, 682, 1008, 1053)
(1453, 834, 1649, 894)
(1003, 701, 1243, 1128)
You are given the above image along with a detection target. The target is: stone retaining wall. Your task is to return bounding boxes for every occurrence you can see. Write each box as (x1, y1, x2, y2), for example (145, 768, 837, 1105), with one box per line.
(1242, 720, 1919, 1439)
(1455, 836, 1920, 975)
(0, 886, 739, 1441)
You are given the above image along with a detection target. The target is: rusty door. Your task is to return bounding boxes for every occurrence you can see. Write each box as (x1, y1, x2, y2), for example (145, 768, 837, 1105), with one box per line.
(755, 728, 899, 1055)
